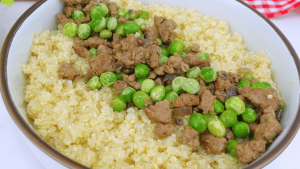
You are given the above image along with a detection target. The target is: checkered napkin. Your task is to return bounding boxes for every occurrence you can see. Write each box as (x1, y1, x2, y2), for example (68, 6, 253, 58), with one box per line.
(242, 0, 300, 18)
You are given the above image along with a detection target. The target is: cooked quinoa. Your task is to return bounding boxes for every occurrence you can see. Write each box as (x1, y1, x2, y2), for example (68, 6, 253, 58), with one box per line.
(21, 0, 275, 168)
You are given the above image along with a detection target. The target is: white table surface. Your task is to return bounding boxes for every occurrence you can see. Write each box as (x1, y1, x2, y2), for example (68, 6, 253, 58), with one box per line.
(0, 2, 300, 169)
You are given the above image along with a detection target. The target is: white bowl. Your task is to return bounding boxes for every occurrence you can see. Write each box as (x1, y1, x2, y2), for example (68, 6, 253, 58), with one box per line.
(1, 0, 300, 168)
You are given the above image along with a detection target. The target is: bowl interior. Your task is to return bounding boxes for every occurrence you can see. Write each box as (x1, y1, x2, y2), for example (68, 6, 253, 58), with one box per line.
(3, 0, 300, 168)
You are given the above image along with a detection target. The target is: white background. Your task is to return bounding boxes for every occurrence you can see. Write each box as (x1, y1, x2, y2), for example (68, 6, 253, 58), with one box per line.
(0, 2, 300, 169)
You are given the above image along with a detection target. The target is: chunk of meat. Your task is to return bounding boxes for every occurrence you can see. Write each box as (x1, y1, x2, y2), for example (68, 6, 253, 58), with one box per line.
(200, 133, 227, 155)
(97, 45, 113, 55)
(248, 122, 258, 134)
(82, 0, 98, 14)
(113, 80, 127, 95)
(183, 52, 209, 67)
(154, 124, 175, 138)
(190, 44, 200, 53)
(154, 16, 177, 44)
(155, 78, 163, 86)
(58, 63, 84, 82)
(64, 6, 73, 18)
(112, 33, 122, 53)
(174, 93, 199, 108)
(84, 36, 112, 48)
(225, 128, 234, 140)
(108, 2, 120, 18)
(73, 37, 91, 58)
(238, 86, 284, 111)
(198, 90, 216, 115)
(80, 13, 91, 23)
(142, 27, 158, 43)
(146, 45, 159, 68)
(144, 100, 173, 124)
(154, 63, 166, 75)
(87, 54, 115, 78)
(122, 74, 141, 90)
(144, 97, 152, 108)
(118, 17, 128, 25)
(57, 13, 75, 26)
(235, 139, 266, 164)
(196, 78, 214, 98)
(215, 71, 240, 103)
(148, 71, 157, 79)
(60, 0, 89, 5)
(182, 128, 200, 151)
(100, 0, 108, 6)
(165, 54, 190, 75)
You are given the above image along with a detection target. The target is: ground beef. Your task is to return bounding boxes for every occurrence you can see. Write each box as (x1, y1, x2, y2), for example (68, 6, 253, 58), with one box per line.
(118, 17, 128, 24)
(154, 16, 177, 44)
(73, 37, 91, 58)
(60, 0, 89, 5)
(238, 86, 284, 111)
(112, 33, 122, 53)
(58, 63, 84, 82)
(144, 100, 173, 124)
(196, 78, 215, 98)
(182, 128, 200, 151)
(190, 44, 200, 53)
(225, 128, 235, 140)
(235, 139, 266, 164)
(154, 123, 175, 138)
(146, 45, 159, 68)
(155, 78, 163, 86)
(97, 45, 113, 55)
(183, 52, 209, 67)
(57, 13, 75, 26)
(108, 2, 120, 18)
(113, 80, 127, 95)
(84, 36, 112, 48)
(122, 74, 142, 90)
(215, 71, 240, 103)
(144, 97, 152, 108)
(154, 63, 166, 75)
(64, 6, 73, 18)
(148, 71, 157, 79)
(248, 122, 258, 134)
(198, 90, 216, 115)
(165, 54, 190, 75)
(87, 54, 115, 78)
(200, 133, 227, 155)
(174, 93, 200, 108)
(82, 0, 98, 14)
(142, 27, 158, 43)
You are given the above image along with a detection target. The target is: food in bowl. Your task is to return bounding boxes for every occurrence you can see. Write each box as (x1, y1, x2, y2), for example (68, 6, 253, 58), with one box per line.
(21, 0, 285, 168)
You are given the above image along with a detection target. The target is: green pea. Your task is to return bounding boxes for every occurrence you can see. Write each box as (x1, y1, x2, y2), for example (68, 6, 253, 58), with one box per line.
(186, 67, 201, 79)
(243, 73, 255, 80)
(100, 29, 112, 39)
(227, 140, 239, 158)
(90, 6, 105, 19)
(115, 24, 125, 37)
(172, 76, 187, 94)
(225, 96, 245, 115)
(150, 86, 166, 102)
(182, 52, 187, 58)
(251, 82, 267, 90)
(133, 91, 150, 109)
(168, 39, 185, 55)
(242, 108, 257, 123)
(204, 113, 218, 123)
(199, 52, 208, 60)
(135, 64, 150, 78)
(189, 113, 208, 132)
(160, 47, 169, 57)
(219, 110, 237, 128)
(137, 29, 144, 38)
(124, 21, 139, 35)
(63, 23, 78, 37)
(117, 8, 129, 18)
(157, 38, 162, 46)
(129, 10, 136, 20)
(78, 24, 91, 39)
(137, 10, 149, 20)
(199, 67, 217, 83)
(134, 18, 146, 30)
(208, 119, 226, 137)
(159, 55, 169, 66)
(262, 82, 271, 87)
(136, 77, 148, 83)
(182, 78, 200, 95)
(237, 80, 251, 89)
(120, 87, 136, 102)
(91, 17, 106, 32)
(213, 99, 225, 114)
(87, 76, 102, 90)
(164, 91, 178, 108)
(72, 10, 85, 20)
(141, 79, 155, 94)
(89, 48, 97, 56)
(98, 3, 109, 16)
(106, 17, 118, 31)
(115, 73, 123, 81)
(186, 46, 192, 52)
(100, 72, 117, 86)
(165, 85, 173, 93)
(246, 101, 255, 109)
(279, 100, 285, 110)
(232, 122, 250, 138)
(111, 96, 126, 112)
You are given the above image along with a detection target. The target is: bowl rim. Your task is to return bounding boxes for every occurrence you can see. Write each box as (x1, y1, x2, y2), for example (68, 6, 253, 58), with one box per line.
(1, 0, 300, 168)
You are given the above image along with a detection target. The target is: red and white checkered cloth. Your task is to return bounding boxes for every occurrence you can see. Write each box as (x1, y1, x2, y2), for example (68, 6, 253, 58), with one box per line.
(242, 0, 300, 18)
